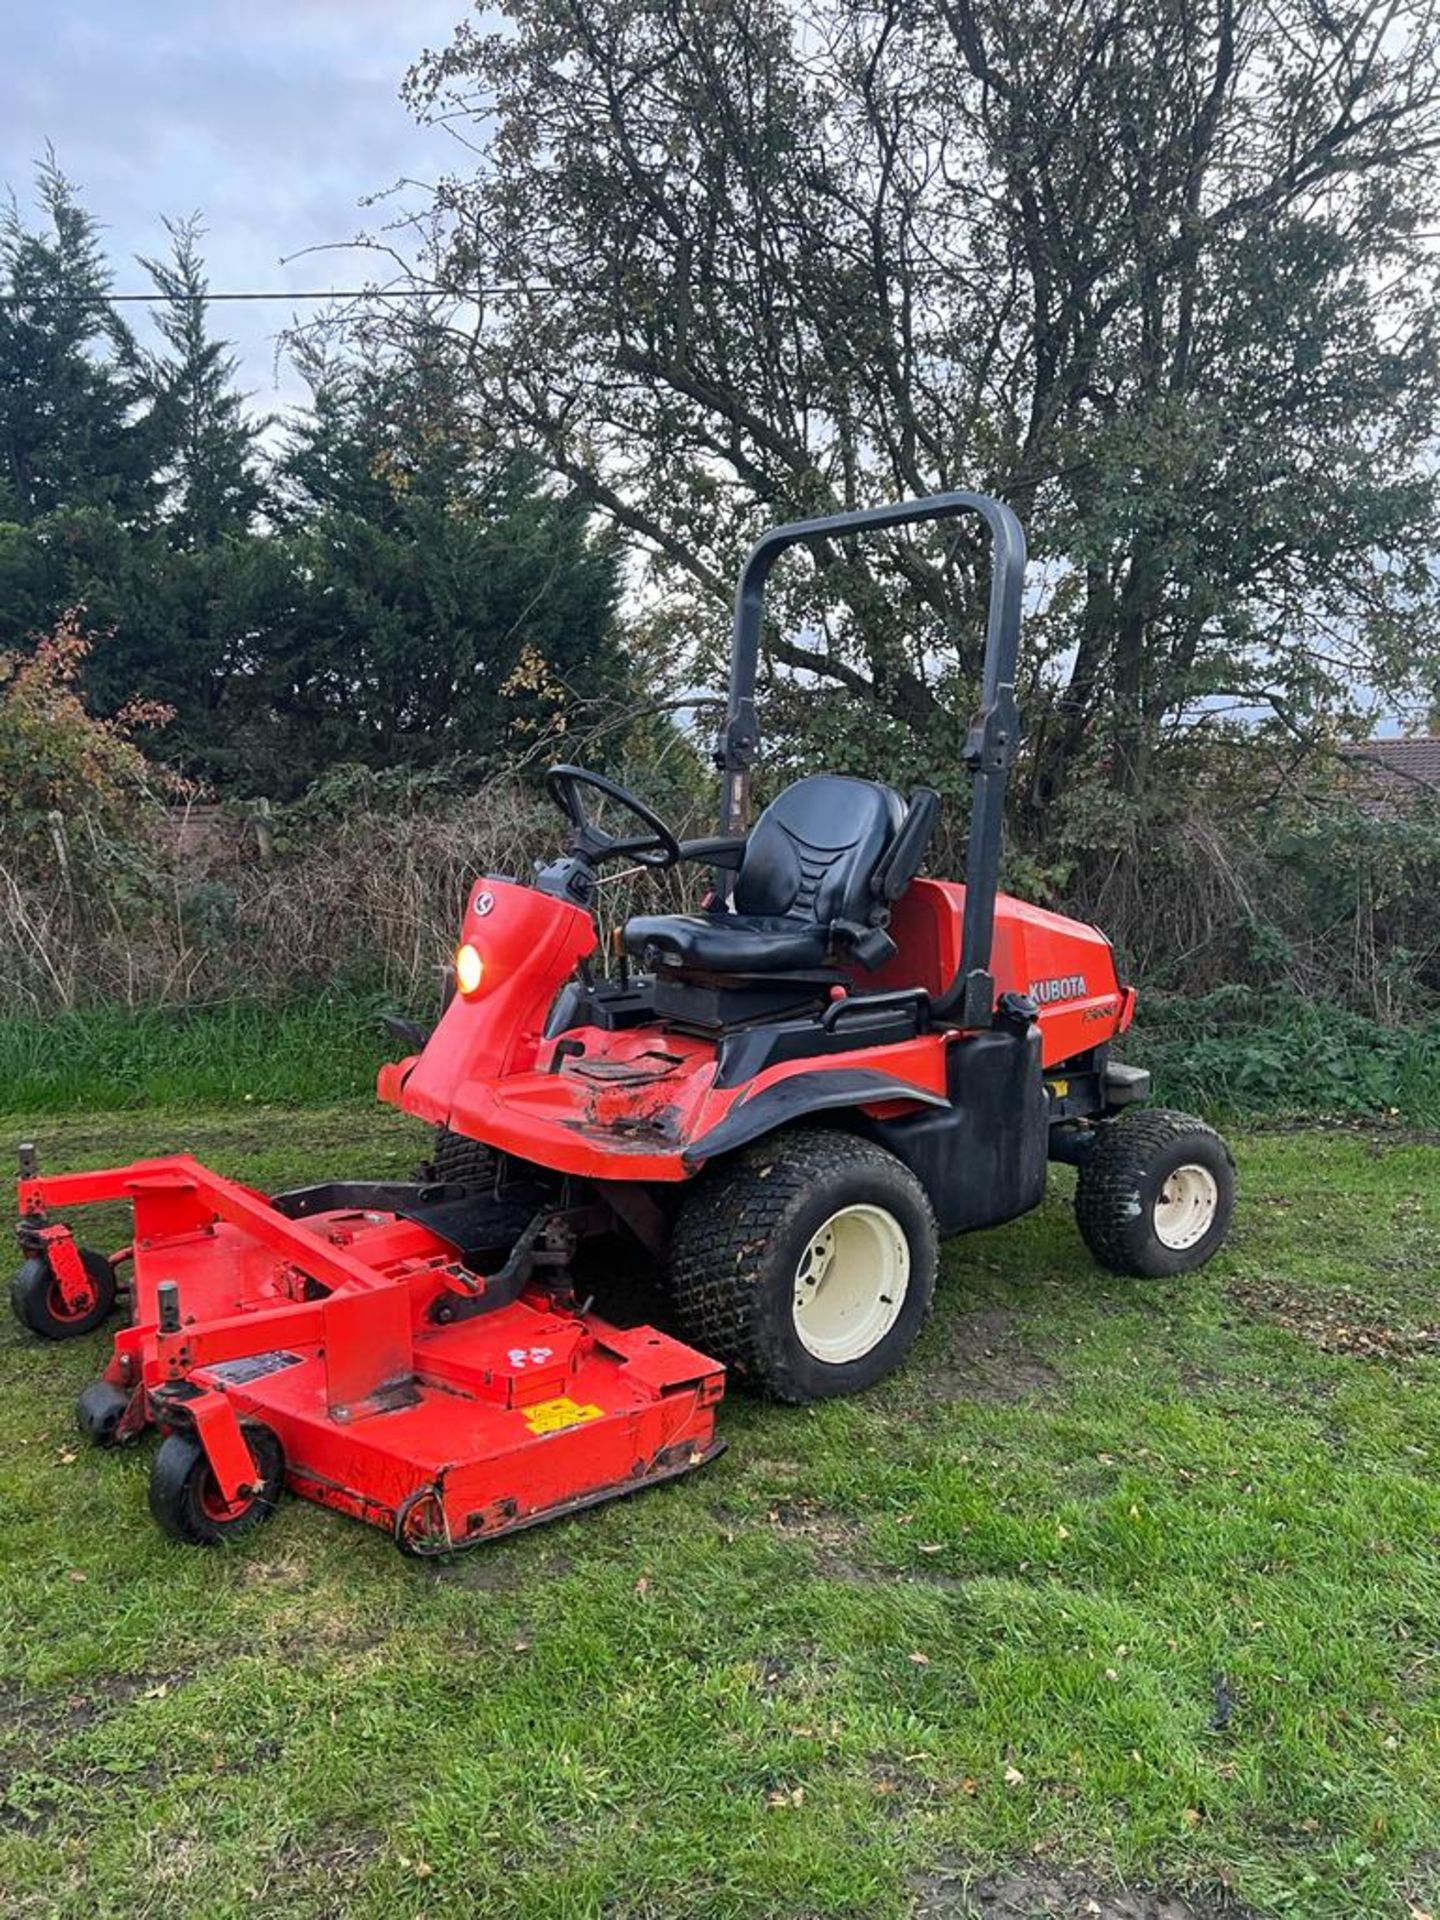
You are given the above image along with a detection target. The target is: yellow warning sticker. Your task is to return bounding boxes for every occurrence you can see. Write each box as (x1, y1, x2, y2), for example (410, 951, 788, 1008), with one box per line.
(523, 1396, 605, 1436)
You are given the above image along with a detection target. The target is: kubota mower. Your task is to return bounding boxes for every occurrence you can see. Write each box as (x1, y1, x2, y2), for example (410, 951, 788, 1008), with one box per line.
(12, 490, 1235, 1554)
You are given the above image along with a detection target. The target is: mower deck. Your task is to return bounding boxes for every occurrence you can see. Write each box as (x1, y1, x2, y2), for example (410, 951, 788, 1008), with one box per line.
(180, 1305, 724, 1553)
(18, 1151, 724, 1553)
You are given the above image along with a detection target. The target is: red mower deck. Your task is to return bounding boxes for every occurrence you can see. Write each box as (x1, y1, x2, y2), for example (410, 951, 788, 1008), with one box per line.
(18, 1151, 723, 1553)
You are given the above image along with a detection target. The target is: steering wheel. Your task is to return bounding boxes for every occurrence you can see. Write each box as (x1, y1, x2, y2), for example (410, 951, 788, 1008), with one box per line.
(544, 765, 682, 870)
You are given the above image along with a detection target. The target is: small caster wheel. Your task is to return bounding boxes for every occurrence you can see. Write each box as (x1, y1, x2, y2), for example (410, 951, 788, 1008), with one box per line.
(148, 1422, 285, 1546)
(10, 1246, 117, 1340)
(76, 1380, 133, 1450)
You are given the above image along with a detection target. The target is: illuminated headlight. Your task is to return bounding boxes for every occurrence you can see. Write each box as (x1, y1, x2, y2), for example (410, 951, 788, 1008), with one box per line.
(454, 943, 485, 997)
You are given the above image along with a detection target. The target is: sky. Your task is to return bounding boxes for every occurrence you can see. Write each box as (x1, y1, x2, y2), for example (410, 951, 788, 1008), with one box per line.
(1, 0, 473, 414)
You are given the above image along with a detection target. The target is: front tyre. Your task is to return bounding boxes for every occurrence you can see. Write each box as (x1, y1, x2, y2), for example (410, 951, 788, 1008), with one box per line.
(668, 1128, 938, 1403)
(426, 1127, 497, 1189)
(1074, 1109, 1235, 1277)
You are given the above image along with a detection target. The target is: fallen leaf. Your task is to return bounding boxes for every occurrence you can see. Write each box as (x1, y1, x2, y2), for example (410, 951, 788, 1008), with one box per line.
(65, 1569, 86, 1583)
(765, 1785, 805, 1809)
(908, 1651, 930, 1666)
(634, 1577, 649, 1596)
(1004, 1765, 1025, 1787)
(1182, 1807, 1202, 1828)
(1056, 1524, 1071, 1540)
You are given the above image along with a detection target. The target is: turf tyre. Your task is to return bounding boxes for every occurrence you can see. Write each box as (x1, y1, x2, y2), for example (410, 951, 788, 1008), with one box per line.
(9, 1246, 117, 1340)
(668, 1127, 937, 1403)
(149, 1423, 284, 1546)
(1074, 1109, 1235, 1277)
(429, 1127, 497, 1189)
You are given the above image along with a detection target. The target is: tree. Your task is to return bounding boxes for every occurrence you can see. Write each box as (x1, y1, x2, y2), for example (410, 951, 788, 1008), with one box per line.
(141, 217, 266, 545)
(254, 353, 628, 790)
(0, 607, 180, 866)
(394, 0, 1440, 821)
(0, 155, 161, 526)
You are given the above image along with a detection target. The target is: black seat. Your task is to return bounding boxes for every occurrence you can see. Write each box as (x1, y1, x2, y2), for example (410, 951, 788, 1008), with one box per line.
(625, 774, 907, 978)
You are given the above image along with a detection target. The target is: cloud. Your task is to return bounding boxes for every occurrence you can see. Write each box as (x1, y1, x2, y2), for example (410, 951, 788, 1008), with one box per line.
(1, 0, 474, 404)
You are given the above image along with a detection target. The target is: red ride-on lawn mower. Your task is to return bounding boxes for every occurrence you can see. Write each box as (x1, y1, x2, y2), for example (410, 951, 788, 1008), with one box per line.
(12, 491, 1235, 1554)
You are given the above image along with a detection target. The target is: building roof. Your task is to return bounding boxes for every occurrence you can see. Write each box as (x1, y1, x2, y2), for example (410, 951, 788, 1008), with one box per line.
(1340, 737, 1440, 795)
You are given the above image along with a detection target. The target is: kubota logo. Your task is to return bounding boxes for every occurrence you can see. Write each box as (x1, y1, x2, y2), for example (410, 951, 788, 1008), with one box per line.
(1029, 973, 1088, 1005)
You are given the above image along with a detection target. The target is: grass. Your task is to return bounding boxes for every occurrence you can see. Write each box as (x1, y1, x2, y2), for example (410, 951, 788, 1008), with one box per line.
(2, 1103, 1439, 1918)
(0, 1001, 395, 1112)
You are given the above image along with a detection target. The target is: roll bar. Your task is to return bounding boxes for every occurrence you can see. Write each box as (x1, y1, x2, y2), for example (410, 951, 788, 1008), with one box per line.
(713, 490, 1027, 1029)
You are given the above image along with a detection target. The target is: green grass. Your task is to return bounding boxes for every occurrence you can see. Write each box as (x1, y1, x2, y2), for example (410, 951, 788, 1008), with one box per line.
(2, 1107, 1439, 1917)
(0, 1001, 395, 1112)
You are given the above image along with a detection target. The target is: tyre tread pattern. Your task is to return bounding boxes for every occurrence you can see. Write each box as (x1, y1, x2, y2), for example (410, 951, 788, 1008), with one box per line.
(1075, 1108, 1233, 1275)
(668, 1127, 936, 1401)
(430, 1128, 497, 1189)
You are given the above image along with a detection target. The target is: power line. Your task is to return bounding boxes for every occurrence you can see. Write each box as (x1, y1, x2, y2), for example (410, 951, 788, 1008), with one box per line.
(0, 287, 481, 306)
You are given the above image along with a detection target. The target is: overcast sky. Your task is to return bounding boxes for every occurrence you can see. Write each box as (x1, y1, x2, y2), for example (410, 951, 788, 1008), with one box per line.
(2, 0, 472, 414)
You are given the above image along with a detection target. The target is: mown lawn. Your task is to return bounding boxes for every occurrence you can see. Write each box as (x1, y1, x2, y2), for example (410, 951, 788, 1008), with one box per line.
(1, 1106, 1438, 1920)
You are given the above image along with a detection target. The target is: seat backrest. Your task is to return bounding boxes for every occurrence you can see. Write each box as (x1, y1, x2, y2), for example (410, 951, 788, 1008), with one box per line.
(733, 775, 906, 925)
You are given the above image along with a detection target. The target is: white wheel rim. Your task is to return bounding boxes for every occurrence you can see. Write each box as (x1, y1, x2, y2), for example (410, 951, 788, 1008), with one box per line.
(792, 1203, 910, 1364)
(1152, 1163, 1220, 1251)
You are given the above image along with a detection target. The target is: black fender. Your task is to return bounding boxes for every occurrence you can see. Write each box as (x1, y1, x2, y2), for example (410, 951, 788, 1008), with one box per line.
(682, 1069, 947, 1168)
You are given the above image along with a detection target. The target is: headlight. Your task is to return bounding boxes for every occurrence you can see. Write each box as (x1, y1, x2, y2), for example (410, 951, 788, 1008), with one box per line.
(454, 942, 485, 997)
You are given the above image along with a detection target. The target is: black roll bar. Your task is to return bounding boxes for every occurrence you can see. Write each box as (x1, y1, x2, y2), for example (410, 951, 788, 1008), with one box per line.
(713, 490, 1027, 1029)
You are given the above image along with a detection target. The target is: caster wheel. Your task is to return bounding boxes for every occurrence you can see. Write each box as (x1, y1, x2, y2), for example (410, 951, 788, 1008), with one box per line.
(149, 1422, 285, 1546)
(10, 1246, 117, 1340)
(76, 1380, 133, 1450)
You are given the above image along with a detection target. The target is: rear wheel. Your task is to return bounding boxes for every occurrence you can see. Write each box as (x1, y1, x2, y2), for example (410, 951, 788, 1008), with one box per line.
(668, 1128, 937, 1402)
(1074, 1109, 1235, 1277)
(149, 1423, 284, 1546)
(10, 1246, 117, 1340)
